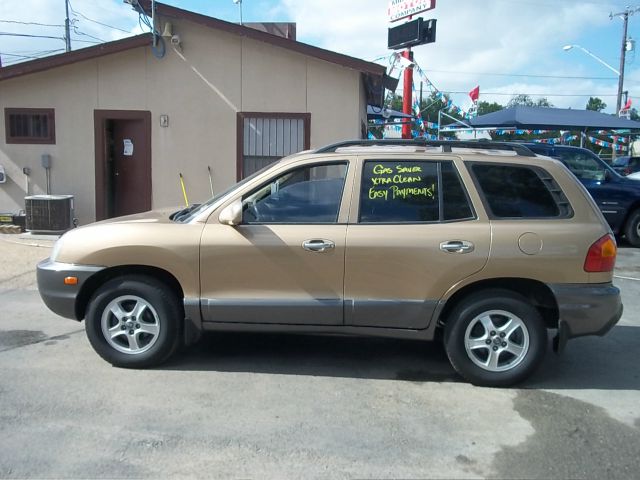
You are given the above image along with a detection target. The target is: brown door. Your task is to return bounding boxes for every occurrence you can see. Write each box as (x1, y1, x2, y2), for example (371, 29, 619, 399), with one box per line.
(94, 110, 151, 220)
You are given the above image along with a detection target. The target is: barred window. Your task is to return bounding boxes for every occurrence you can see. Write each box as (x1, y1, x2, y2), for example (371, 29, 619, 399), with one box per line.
(5, 108, 56, 144)
(238, 112, 310, 180)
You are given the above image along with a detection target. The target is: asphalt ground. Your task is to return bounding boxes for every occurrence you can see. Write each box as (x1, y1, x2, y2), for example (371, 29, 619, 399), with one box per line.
(0, 233, 639, 479)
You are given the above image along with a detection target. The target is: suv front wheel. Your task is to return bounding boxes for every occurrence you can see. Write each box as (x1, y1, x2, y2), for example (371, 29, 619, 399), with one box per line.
(444, 289, 547, 387)
(85, 275, 182, 368)
(624, 209, 640, 247)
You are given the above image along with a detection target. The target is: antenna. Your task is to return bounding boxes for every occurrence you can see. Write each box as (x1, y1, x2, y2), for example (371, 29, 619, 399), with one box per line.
(233, 0, 243, 25)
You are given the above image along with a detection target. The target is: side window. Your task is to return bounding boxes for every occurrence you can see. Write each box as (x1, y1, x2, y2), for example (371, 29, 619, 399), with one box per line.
(554, 151, 606, 182)
(242, 163, 347, 224)
(442, 161, 474, 221)
(359, 161, 439, 222)
(472, 164, 561, 218)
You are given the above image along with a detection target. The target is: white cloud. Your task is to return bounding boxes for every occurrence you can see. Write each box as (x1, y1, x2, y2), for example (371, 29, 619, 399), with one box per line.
(277, 0, 636, 112)
(1, 0, 636, 114)
(0, 0, 140, 66)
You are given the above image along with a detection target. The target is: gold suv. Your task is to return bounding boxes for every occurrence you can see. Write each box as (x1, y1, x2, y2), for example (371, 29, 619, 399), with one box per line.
(37, 140, 622, 387)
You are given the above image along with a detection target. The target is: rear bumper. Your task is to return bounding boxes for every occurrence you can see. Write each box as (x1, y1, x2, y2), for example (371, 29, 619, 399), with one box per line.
(37, 259, 105, 320)
(549, 282, 622, 349)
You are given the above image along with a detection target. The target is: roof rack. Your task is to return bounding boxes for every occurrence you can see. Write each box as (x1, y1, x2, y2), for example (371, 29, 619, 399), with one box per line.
(315, 139, 537, 157)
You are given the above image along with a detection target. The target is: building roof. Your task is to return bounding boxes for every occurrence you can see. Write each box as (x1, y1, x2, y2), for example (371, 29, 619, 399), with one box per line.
(469, 105, 640, 131)
(0, 1, 385, 82)
(0, 34, 152, 82)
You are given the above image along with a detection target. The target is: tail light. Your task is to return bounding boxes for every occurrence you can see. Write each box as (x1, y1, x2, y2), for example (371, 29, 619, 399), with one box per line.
(584, 234, 617, 272)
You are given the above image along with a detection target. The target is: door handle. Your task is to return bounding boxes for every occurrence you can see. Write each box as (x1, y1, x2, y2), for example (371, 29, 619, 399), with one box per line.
(302, 239, 335, 252)
(440, 240, 475, 254)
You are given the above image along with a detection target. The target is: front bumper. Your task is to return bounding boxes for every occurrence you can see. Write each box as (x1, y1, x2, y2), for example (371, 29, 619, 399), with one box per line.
(37, 259, 105, 320)
(549, 282, 623, 351)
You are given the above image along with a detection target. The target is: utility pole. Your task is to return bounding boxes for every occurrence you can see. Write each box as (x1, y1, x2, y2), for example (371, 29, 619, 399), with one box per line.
(64, 0, 71, 52)
(401, 49, 414, 139)
(611, 6, 640, 116)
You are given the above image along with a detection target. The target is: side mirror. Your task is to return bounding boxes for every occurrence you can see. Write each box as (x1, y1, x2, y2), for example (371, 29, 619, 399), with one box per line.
(218, 199, 242, 226)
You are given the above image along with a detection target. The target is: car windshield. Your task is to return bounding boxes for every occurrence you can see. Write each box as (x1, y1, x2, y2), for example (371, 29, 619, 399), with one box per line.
(552, 150, 611, 182)
(173, 163, 277, 223)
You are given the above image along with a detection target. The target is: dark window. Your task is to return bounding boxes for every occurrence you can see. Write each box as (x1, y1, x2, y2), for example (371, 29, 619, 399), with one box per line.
(442, 161, 474, 221)
(238, 112, 310, 180)
(242, 163, 347, 224)
(5, 108, 55, 144)
(472, 164, 561, 218)
(359, 160, 439, 222)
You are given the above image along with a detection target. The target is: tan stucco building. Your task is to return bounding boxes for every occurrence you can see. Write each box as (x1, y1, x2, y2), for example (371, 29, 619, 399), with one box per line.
(0, 2, 384, 225)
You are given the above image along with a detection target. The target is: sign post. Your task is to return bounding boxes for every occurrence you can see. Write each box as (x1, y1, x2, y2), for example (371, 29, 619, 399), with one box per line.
(387, 0, 437, 139)
(401, 50, 414, 139)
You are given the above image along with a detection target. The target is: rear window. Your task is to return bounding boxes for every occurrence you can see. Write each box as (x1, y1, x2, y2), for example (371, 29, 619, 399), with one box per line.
(471, 163, 569, 219)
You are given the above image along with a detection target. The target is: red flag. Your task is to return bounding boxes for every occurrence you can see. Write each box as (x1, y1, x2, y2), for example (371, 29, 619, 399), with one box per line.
(469, 85, 480, 102)
(623, 98, 632, 110)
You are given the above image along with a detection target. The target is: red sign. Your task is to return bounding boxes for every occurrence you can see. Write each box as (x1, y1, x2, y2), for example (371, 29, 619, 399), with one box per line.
(388, 0, 436, 22)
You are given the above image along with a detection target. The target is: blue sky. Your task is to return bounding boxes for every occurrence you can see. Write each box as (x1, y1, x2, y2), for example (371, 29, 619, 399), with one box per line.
(1, 0, 640, 114)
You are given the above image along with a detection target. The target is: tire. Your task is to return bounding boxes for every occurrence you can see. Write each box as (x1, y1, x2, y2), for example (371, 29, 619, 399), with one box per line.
(85, 275, 182, 368)
(624, 209, 640, 247)
(444, 289, 547, 387)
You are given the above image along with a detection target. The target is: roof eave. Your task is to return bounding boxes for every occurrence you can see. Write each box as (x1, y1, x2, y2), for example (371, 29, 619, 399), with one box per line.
(0, 34, 152, 82)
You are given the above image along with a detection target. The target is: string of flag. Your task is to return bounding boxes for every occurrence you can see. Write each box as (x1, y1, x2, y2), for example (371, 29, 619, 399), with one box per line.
(584, 134, 628, 152)
(494, 129, 549, 135)
(531, 135, 578, 144)
(412, 60, 477, 120)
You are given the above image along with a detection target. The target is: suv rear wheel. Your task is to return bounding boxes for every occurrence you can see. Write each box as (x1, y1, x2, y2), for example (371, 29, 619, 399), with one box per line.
(85, 275, 182, 368)
(444, 289, 547, 387)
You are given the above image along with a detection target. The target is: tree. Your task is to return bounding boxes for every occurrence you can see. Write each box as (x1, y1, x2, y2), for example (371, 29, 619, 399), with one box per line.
(586, 97, 607, 112)
(507, 94, 535, 107)
(535, 97, 553, 107)
(507, 94, 553, 108)
(477, 101, 503, 115)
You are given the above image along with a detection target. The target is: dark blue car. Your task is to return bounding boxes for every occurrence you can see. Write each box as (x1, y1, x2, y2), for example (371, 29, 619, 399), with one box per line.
(524, 143, 640, 247)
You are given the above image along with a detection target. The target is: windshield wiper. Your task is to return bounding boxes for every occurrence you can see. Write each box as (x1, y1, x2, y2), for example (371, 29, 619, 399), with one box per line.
(170, 204, 201, 222)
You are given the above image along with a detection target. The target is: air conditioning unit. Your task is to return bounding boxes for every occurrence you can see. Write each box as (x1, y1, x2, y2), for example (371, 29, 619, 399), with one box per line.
(25, 195, 74, 234)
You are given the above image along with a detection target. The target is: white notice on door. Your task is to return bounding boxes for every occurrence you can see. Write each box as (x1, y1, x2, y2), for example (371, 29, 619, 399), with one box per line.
(123, 139, 134, 156)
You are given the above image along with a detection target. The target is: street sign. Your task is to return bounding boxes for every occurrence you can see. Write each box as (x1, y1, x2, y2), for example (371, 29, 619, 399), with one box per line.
(388, 0, 436, 23)
(388, 18, 437, 50)
(388, 18, 423, 50)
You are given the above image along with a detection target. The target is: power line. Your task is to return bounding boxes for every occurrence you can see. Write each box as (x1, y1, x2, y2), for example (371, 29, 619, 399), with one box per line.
(395, 87, 623, 98)
(425, 69, 618, 81)
(67, 0, 131, 34)
(69, 37, 102, 44)
(0, 19, 64, 28)
(0, 52, 45, 59)
(0, 32, 64, 40)
(375, 54, 619, 81)
(447, 91, 621, 97)
(0, 48, 66, 65)
(72, 26, 105, 43)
